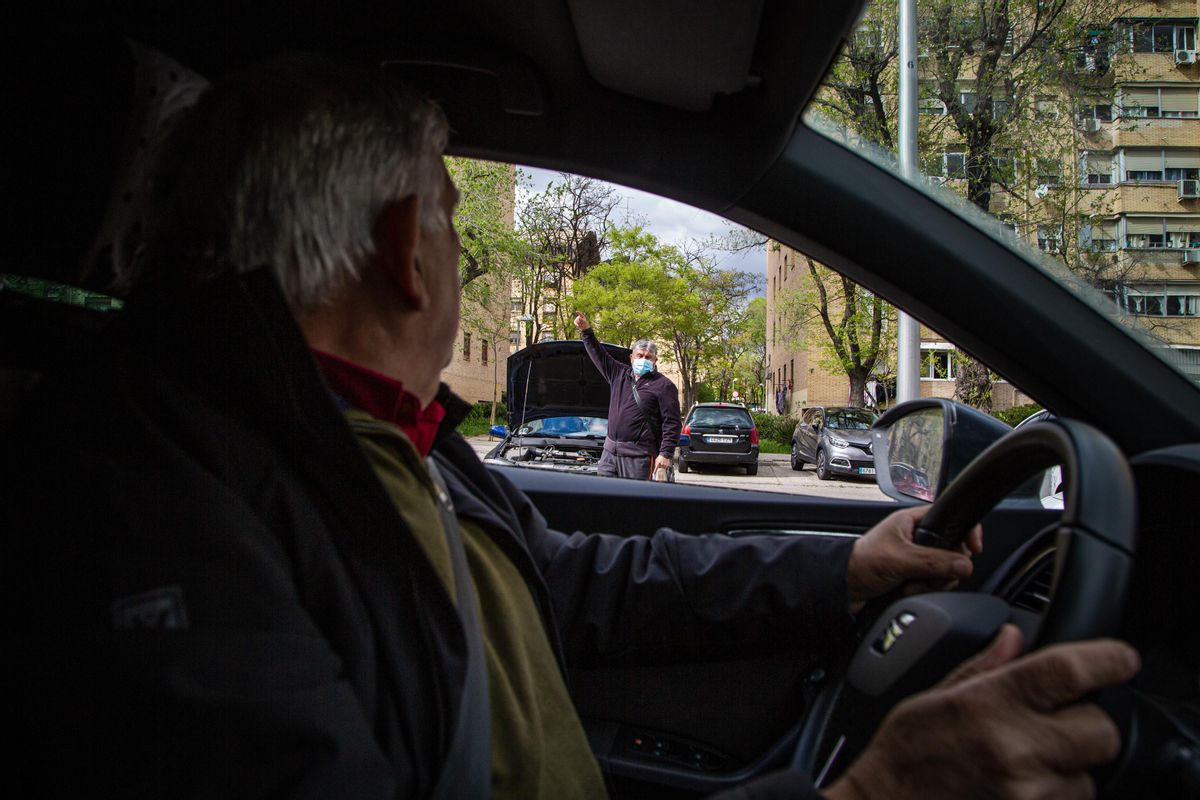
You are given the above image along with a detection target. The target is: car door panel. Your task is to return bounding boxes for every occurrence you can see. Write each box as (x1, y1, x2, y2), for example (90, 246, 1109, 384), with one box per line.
(492, 465, 1059, 797)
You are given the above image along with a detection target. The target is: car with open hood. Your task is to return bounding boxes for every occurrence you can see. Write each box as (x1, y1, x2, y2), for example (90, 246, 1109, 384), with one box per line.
(7, 1, 1200, 797)
(483, 339, 629, 474)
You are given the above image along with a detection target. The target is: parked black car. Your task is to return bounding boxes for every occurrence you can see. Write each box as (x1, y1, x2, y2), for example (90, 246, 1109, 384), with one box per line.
(678, 402, 760, 475)
(790, 406, 878, 481)
(484, 339, 628, 474)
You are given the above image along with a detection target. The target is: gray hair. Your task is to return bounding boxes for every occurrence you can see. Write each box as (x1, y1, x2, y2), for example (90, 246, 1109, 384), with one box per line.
(632, 339, 658, 358)
(131, 54, 450, 307)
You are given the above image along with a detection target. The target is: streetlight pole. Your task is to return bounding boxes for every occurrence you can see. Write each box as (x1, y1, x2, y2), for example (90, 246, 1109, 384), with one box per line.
(896, 0, 922, 403)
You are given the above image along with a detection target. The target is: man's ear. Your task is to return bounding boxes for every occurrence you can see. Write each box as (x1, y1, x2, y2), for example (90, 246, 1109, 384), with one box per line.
(373, 196, 426, 309)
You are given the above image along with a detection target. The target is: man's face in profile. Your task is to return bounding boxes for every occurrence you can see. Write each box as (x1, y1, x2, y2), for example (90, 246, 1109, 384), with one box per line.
(418, 160, 463, 370)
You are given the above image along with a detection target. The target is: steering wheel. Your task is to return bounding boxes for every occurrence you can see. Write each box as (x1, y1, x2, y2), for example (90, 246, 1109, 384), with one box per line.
(792, 418, 1137, 788)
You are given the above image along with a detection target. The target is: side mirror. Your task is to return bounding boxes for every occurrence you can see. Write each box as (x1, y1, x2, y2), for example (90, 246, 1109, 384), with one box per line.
(489, 424, 509, 438)
(871, 399, 1012, 503)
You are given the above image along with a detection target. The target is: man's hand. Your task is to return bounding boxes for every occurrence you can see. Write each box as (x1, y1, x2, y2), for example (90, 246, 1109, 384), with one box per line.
(654, 454, 671, 471)
(826, 626, 1139, 800)
(846, 506, 981, 610)
(574, 311, 589, 331)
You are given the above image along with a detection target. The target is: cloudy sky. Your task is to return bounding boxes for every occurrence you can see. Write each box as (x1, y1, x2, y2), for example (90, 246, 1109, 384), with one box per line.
(519, 166, 766, 278)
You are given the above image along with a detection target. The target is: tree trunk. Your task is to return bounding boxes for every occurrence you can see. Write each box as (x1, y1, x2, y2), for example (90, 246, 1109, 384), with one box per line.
(847, 368, 869, 408)
(954, 358, 993, 411)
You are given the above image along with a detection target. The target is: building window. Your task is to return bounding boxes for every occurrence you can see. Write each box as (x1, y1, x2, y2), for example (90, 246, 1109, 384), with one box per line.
(920, 347, 956, 380)
(481, 342, 488, 366)
(1080, 221, 1118, 252)
(992, 150, 1017, 182)
(1126, 232, 1165, 248)
(853, 23, 884, 53)
(1035, 158, 1062, 187)
(463, 332, 471, 360)
(1037, 225, 1062, 253)
(1166, 347, 1200, 381)
(1122, 87, 1199, 119)
(1124, 218, 1200, 249)
(1082, 152, 1113, 184)
(1117, 287, 1200, 317)
(1166, 229, 1200, 249)
(1078, 101, 1114, 122)
(926, 149, 968, 180)
(509, 329, 520, 345)
(510, 297, 522, 312)
(1121, 149, 1200, 183)
(1077, 28, 1112, 73)
(1127, 21, 1195, 54)
(920, 97, 947, 116)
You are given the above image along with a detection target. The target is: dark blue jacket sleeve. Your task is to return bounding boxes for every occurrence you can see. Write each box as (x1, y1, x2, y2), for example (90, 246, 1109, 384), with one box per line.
(490, 469, 857, 666)
(580, 326, 625, 384)
(656, 377, 682, 457)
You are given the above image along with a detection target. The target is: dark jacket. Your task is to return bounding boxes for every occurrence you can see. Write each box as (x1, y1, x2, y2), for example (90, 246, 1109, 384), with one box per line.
(581, 327, 681, 459)
(6, 268, 846, 798)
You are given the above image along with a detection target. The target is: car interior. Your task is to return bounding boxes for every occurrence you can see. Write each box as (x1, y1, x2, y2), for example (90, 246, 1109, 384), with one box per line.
(7, 1, 1199, 797)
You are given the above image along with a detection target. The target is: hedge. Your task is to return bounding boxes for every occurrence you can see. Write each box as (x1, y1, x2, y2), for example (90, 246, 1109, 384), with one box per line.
(991, 403, 1042, 428)
(751, 412, 799, 445)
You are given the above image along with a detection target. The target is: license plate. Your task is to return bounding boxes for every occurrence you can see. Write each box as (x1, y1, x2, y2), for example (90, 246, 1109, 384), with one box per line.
(705, 435, 735, 444)
(858, 467, 876, 476)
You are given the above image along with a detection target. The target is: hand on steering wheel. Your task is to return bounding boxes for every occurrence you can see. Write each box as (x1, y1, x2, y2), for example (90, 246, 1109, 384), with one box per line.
(794, 418, 1138, 794)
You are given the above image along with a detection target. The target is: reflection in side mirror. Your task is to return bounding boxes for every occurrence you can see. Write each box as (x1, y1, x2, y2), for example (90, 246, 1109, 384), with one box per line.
(871, 398, 1012, 503)
(885, 409, 943, 502)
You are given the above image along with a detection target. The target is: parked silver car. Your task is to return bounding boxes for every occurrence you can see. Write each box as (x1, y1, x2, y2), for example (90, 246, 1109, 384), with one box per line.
(790, 406, 878, 480)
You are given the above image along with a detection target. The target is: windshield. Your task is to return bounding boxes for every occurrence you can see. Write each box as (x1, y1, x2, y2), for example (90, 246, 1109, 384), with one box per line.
(515, 417, 607, 437)
(826, 409, 877, 430)
(689, 408, 753, 428)
(801, 0, 1200, 388)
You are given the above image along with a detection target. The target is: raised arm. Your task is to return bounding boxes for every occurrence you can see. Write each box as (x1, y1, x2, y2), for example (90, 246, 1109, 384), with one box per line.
(574, 311, 624, 383)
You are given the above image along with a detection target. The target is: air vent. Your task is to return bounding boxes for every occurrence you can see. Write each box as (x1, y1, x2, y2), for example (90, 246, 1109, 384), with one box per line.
(1005, 550, 1056, 615)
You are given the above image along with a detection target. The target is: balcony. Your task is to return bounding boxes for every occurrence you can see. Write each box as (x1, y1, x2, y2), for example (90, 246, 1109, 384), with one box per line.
(1079, 182, 1200, 214)
(1113, 116, 1200, 149)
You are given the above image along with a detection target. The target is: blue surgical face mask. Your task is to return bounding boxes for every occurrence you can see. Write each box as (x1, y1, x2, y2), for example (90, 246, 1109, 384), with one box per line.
(632, 358, 655, 376)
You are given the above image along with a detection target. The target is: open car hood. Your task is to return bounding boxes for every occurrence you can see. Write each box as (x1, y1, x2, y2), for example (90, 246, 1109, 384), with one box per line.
(506, 340, 629, 429)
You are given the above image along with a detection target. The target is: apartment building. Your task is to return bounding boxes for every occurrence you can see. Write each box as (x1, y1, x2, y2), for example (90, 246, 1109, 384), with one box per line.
(766, 1, 1199, 414)
(442, 270, 511, 405)
(1090, 2, 1199, 379)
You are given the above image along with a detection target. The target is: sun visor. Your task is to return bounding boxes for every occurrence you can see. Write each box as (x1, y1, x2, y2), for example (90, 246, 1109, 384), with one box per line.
(567, 0, 765, 111)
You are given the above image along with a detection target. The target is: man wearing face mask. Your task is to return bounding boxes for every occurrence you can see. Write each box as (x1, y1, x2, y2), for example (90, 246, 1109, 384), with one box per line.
(575, 312, 682, 480)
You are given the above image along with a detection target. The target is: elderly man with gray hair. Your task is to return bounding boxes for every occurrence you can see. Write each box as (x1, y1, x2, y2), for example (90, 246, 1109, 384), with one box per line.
(574, 312, 682, 480)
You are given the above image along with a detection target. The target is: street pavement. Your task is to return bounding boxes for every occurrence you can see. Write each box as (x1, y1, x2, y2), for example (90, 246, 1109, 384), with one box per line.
(464, 436, 893, 501)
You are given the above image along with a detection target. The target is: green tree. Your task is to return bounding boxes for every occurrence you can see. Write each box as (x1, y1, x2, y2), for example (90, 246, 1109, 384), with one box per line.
(777, 255, 895, 408)
(512, 173, 619, 345)
(913, 0, 1130, 408)
(446, 157, 522, 426)
(571, 227, 760, 410)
